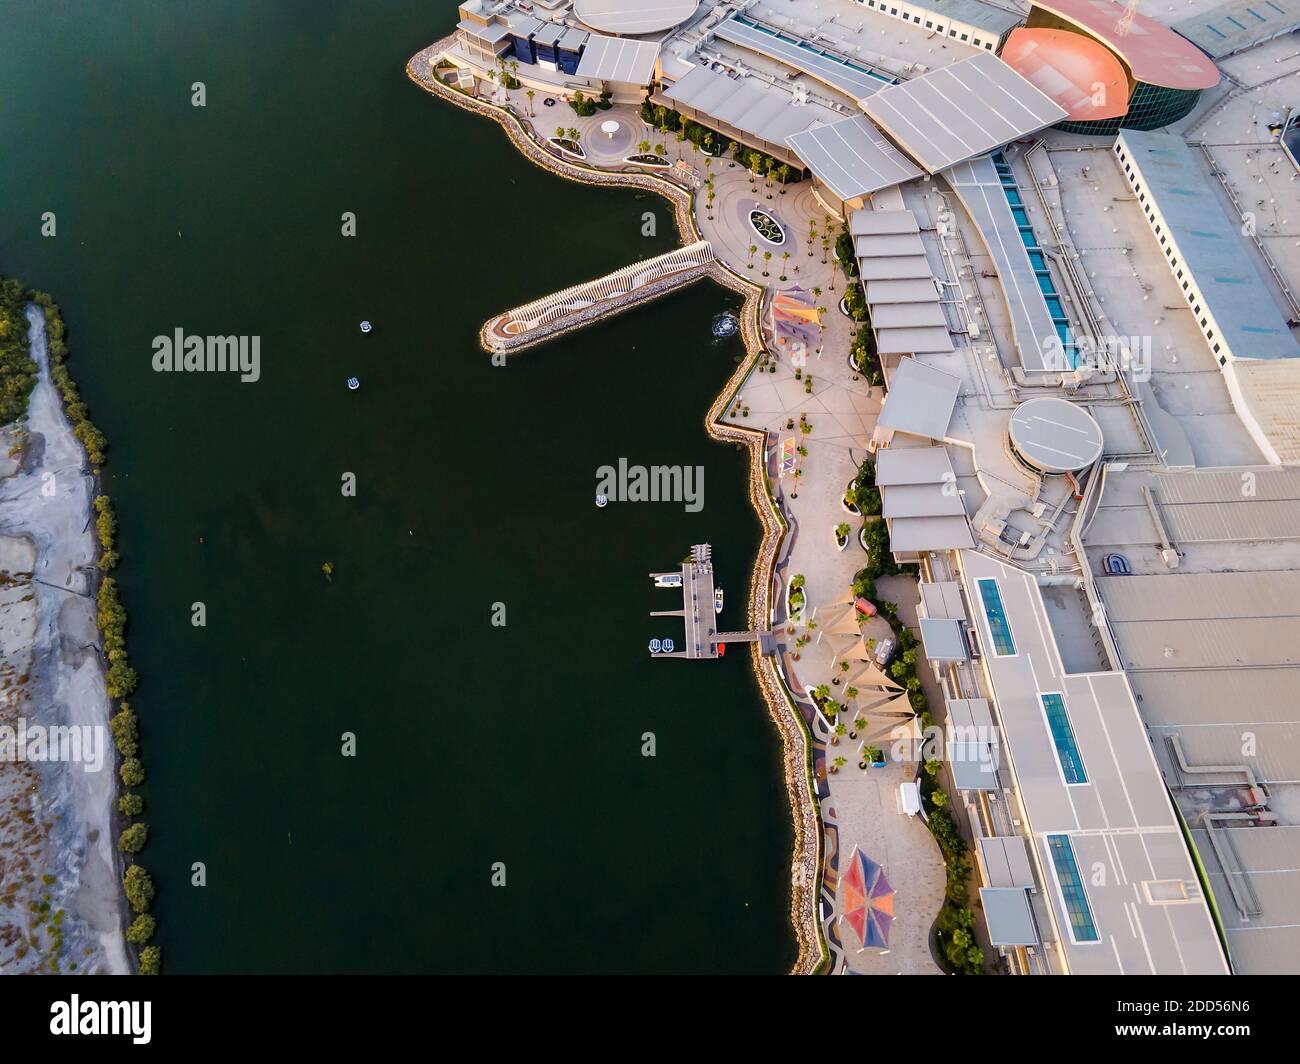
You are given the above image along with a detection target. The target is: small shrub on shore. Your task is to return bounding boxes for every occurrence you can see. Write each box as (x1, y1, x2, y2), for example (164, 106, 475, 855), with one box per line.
(119, 793, 143, 817)
(94, 495, 118, 570)
(120, 758, 145, 788)
(123, 865, 155, 913)
(126, 914, 156, 945)
(138, 946, 161, 975)
(118, 822, 149, 854)
(0, 277, 37, 425)
(110, 703, 139, 757)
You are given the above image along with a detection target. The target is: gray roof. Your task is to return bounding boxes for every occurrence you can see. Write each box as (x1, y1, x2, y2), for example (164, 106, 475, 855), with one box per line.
(875, 444, 957, 486)
(713, 15, 892, 99)
(1083, 465, 1300, 975)
(881, 482, 966, 518)
(919, 580, 967, 621)
(979, 888, 1039, 945)
(786, 116, 922, 202)
(532, 21, 567, 46)
(959, 550, 1229, 974)
(920, 617, 969, 661)
(458, 18, 513, 45)
(661, 63, 840, 146)
(851, 206, 952, 355)
(574, 0, 700, 36)
(978, 836, 1036, 889)
(876, 356, 961, 440)
(1008, 397, 1104, 473)
(558, 27, 590, 51)
(1173, 0, 1300, 59)
(1117, 129, 1300, 363)
(945, 154, 1064, 371)
(575, 34, 660, 84)
(506, 12, 544, 37)
(914, 0, 1023, 36)
(889, 514, 975, 552)
(861, 52, 1067, 174)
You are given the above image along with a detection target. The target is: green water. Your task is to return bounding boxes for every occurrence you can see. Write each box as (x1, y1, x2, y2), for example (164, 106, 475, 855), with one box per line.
(0, 2, 795, 972)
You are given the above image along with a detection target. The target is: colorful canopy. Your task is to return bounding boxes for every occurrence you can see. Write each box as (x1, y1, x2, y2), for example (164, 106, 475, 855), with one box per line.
(780, 437, 798, 478)
(841, 847, 894, 949)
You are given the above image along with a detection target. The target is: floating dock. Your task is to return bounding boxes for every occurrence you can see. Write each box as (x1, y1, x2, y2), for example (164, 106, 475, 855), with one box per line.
(650, 543, 776, 658)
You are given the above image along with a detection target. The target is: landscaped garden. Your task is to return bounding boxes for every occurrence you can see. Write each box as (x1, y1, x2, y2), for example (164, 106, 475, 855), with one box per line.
(749, 208, 785, 245)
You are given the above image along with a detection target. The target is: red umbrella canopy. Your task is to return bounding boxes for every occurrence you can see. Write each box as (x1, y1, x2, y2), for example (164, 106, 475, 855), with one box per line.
(840, 847, 895, 949)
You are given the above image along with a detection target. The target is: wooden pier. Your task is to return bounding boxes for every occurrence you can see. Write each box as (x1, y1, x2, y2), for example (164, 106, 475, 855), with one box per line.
(649, 544, 776, 658)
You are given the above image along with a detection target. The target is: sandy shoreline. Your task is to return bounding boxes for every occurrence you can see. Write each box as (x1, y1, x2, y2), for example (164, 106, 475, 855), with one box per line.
(0, 305, 126, 974)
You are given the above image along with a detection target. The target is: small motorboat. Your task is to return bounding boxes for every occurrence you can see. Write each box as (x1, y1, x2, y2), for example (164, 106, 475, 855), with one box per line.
(662, 637, 675, 653)
(595, 494, 608, 508)
(714, 588, 724, 614)
(649, 638, 663, 654)
(654, 574, 682, 588)
(359, 320, 373, 333)
(346, 377, 360, 391)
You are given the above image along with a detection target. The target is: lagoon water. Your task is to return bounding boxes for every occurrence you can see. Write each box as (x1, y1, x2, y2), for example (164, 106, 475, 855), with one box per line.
(0, 2, 795, 971)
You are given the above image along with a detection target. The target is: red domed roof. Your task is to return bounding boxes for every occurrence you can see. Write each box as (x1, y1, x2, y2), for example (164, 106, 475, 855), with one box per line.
(1029, 0, 1220, 91)
(1001, 27, 1130, 122)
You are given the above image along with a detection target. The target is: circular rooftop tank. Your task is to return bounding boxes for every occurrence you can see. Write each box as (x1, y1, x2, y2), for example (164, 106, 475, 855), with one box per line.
(574, 0, 700, 36)
(1008, 397, 1103, 474)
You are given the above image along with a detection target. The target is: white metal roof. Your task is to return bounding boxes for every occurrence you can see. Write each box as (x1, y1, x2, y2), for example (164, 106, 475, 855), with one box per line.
(945, 154, 1065, 372)
(979, 888, 1039, 945)
(661, 63, 839, 145)
(575, 34, 661, 85)
(920, 617, 969, 661)
(978, 836, 1036, 889)
(1118, 128, 1300, 364)
(874, 444, 957, 486)
(1173, 0, 1300, 59)
(861, 52, 1067, 174)
(785, 115, 922, 202)
(574, 0, 700, 36)
(877, 356, 961, 440)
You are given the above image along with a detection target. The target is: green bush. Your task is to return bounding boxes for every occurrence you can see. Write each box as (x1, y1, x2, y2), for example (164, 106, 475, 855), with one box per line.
(118, 822, 149, 854)
(123, 865, 155, 913)
(0, 277, 37, 426)
(138, 945, 161, 975)
(126, 914, 156, 945)
(119, 792, 144, 817)
(120, 757, 145, 788)
(109, 703, 139, 757)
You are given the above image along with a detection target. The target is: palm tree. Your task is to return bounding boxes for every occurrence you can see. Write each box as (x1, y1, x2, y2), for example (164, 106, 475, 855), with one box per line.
(764, 157, 776, 198)
(830, 756, 846, 775)
(847, 691, 860, 707)
(654, 142, 666, 158)
(526, 89, 535, 116)
(780, 250, 790, 280)
(746, 244, 757, 270)
(568, 127, 580, 144)
(638, 138, 650, 156)
(835, 722, 847, 742)
(836, 522, 851, 544)
(812, 286, 822, 303)
(808, 220, 818, 257)
(762, 250, 772, 277)
(675, 129, 686, 160)
(777, 163, 791, 194)
(556, 126, 566, 140)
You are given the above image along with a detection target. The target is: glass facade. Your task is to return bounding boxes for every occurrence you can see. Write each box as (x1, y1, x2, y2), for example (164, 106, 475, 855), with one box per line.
(1056, 82, 1203, 137)
(977, 578, 1016, 656)
(1046, 835, 1100, 943)
(1041, 693, 1087, 784)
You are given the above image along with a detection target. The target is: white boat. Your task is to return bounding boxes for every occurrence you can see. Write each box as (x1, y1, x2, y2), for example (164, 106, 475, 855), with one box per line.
(662, 637, 675, 653)
(346, 377, 360, 391)
(359, 320, 372, 333)
(654, 574, 683, 588)
(714, 588, 724, 614)
(649, 638, 662, 653)
(595, 494, 608, 508)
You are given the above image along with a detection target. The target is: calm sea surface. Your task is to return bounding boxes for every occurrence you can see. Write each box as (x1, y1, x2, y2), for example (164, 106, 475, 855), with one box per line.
(0, 0, 795, 972)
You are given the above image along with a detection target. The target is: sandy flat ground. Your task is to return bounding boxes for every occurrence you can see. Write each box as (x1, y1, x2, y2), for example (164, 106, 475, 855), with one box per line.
(0, 305, 126, 974)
